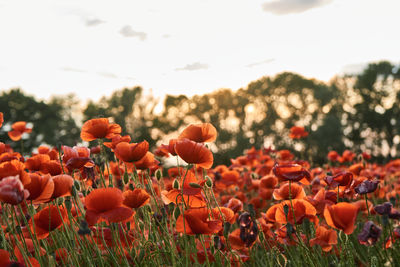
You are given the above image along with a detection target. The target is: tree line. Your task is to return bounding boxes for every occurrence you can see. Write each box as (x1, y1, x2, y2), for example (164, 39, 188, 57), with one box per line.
(1, 61, 399, 166)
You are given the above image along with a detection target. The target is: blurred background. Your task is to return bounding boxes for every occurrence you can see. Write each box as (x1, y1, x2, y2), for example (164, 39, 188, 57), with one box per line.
(1, 0, 399, 165)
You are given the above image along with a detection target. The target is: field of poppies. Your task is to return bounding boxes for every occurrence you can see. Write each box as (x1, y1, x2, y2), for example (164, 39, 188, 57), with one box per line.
(1, 112, 400, 266)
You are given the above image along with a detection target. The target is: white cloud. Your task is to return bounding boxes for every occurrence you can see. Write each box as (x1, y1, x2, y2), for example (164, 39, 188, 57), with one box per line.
(119, 25, 147, 40)
(85, 18, 105, 27)
(175, 62, 209, 71)
(246, 58, 275, 68)
(262, 0, 333, 15)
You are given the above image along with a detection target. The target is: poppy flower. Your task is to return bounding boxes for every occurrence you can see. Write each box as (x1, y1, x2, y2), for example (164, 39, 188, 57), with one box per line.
(273, 182, 306, 200)
(24, 173, 54, 204)
(85, 187, 134, 225)
(24, 154, 50, 172)
(0, 112, 3, 128)
(228, 227, 258, 250)
(31, 205, 68, 239)
(327, 151, 340, 162)
(51, 174, 74, 199)
(289, 126, 308, 139)
(0, 175, 29, 205)
(325, 171, 353, 188)
(309, 226, 337, 252)
(8, 121, 32, 141)
(324, 202, 358, 234)
(0, 159, 30, 185)
(212, 207, 235, 224)
(178, 123, 217, 143)
(340, 150, 356, 163)
(133, 152, 159, 170)
(123, 188, 150, 209)
(215, 170, 240, 188)
(80, 118, 121, 141)
(174, 139, 213, 169)
(266, 199, 317, 225)
(104, 135, 132, 150)
(358, 221, 382, 246)
(273, 163, 311, 183)
(11, 239, 43, 267)
(354, 179, 380, 194)
(306, 188, 335, 215)
(277, 150, 294, 161)
(176, 207, 222, 235)
(62, 146, 94, 172)
(224, 198, 243, 213)
(114, 141, 149, 163)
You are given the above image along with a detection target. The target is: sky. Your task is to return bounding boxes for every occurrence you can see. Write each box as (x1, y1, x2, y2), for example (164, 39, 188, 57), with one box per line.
(0, 0, 399, 102)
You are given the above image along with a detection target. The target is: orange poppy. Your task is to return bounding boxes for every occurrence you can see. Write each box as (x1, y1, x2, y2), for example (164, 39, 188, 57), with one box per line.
(62, 146, 94, 172)
(0, 112, 3, 128)
(277, 150, 294, 161)
(123, 188, 150, 209)
(104, 134, 132, 150)
(325, 171, 353, 188)
(309, 226, 337, 252)
(0, 159, 30, 185)
(273, 163, 311, 184)
(25, 154, 50, 172)
(31, 205, 68, 239)
(324, 202, 358, 234)
(174, 139, 213, 169)
(176, 207, 222, 235)
(273, 182, 306, 200)
(24, 173, 54, 204)
(8, 121, 32, 141)
(114, 141, 149, 163)
(289, 126, 308, 139)
(266, 199, 317, 225)
(51, 174, 74, 199)
(305, 188, 335, 215)
(85, 187, 134, 225)
(224, 198, 243, 213)
(178, 123, 217, 143)
(327, 151, 340, 162)
(0, 175, 29, 205)
(13, 239, 44, 267)
(41, 160, 63, 176)
(215, 170, 240, 189)
(133, 152, 159, 170)
(80, 118, 121, 141)
(212, 207, 235, 224)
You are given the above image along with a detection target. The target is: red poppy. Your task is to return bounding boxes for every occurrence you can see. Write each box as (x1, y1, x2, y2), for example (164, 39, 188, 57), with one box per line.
(224, 198, 243, 213)
(212, 207, 235, 224)
(85, 187, 134, 225)
(277, 150, 294, 161)
(289, 126, 308, 139)
(80, 118, 121, 141)
(0, 175, 29, 205)
(266, 199, 317, 225)
(309, 226, 337, 252)
(25, 154, 50, 172)
(123, 188, 150, 209)
(273, 163, 311, 184)
(324, 202, 358, 234)
(327, 151, 340, 162)
(51, 174, 74, 199)
(133, 152, 159, 170)
(174, 139, 213, 169)
(273, 182, 306, 200)
(31, 205, 68, 239)
(325, 171, 353, 188)
(114, 141, 149, 163)
(8, 121, 32, 141)
(62, 146, 94, 172)
(339, 150, 356, 163)
(0, 159, 30, 185)
(104, 135, 132, 150)
(176, 207, 222, 235)
(178, 123, 217, 143)
(24, 173, 54, 204)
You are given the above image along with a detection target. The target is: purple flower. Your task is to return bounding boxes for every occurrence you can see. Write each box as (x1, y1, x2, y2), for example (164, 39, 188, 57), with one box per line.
(358, 221, 382, 246)
(354, 179, 380, 194)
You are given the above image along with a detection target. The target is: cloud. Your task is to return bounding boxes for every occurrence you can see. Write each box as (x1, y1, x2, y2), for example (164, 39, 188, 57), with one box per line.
(60, 67, 87, 73)
(119, 25, 147, 40)
(97, 72, 118, 79)
(175, 62, 209, 71)
(246, 58, 275, 68)
(85, 18, 105, 27)
(262, 0, 333, 15)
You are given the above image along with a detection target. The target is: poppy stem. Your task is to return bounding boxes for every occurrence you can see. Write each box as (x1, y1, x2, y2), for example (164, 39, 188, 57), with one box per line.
(364, 194, 371, 219)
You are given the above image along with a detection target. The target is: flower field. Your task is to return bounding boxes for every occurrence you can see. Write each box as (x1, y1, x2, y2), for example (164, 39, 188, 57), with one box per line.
(0, 113, 400, 266)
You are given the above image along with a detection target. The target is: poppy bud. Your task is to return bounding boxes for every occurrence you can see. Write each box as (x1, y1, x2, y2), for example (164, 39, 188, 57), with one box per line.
(173, 207, 181, 220)
(64, 198, 72, 211)
(173, 179, 180, 189)
(57, 197, 64, 205)
(205, 176, 213, 188)
(129, 183, 135, 191)
(71, 185, 77, 197)
(189, 182, 202, 188)
(155, 169, 163, 181)
(123, 173, 129, 185)
(223, 221, 231, 237)
(73, 180, 81, 191)
(251, 173, 259, 180)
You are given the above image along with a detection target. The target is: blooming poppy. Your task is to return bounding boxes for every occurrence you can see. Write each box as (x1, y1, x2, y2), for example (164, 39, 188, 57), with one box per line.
(176, 207, 222, 235)
(0, 175, 29, 205)
(80, 118, 121, 141)
(273, 182, 306, 200)
(212, 207, 235, 224)
(224, 198, 243, 213)
(8, 121, 32, 141)
(104, 134, 132, 150)
(31, 205, 68, 239)
(327, 151, 340, 162)
(24, 154, 50, 172)
(277, 150, 294, 161)
(324, 202, 358, 234)
(273, 163, 311, 184)
(133, 152, 159, 170)
(215, 170, 240, 189)
(123, 188, 150, 209)
(289, 126, 308, 139)
(306, 188, 336, 215)
(266, 199, 317, 225)
(174, 139, 213, 169)
(339, 150, 356, 163)
(85, 187, 134, 225)
(114, 141, 149, 163)
(24, 173, 54, 204)
(325, 171, 353, 188)
(178, 123, 217, 143)
(62, 146, 94, 172)
(309, 226, 337, 252)
(0, 159, 30, 185)
(12, 239, 43, 267)
(51, 174, 74, 199)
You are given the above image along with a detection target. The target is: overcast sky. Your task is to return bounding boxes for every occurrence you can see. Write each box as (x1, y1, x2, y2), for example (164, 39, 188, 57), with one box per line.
(0, 0, 399, 101)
